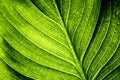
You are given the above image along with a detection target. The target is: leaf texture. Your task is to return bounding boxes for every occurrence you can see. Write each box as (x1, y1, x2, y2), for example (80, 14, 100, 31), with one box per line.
(0, 0, 120, 80)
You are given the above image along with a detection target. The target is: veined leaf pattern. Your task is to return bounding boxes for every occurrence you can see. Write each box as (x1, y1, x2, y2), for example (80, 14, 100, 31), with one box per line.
(0, 0, 120, 80)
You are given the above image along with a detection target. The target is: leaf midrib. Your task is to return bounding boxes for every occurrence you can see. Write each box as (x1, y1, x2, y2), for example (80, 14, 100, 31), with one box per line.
(53, 0, 86, 80)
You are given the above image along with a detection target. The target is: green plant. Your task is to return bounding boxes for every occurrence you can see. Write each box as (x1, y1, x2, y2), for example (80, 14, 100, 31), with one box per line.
(0, 0, 120, 80)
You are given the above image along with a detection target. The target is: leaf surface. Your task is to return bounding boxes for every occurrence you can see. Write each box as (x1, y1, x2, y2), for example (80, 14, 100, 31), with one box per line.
(0, 0, 120, 80)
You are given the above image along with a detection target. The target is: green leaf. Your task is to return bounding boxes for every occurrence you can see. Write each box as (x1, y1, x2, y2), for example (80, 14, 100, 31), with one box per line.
(0, 0, 120, 80)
